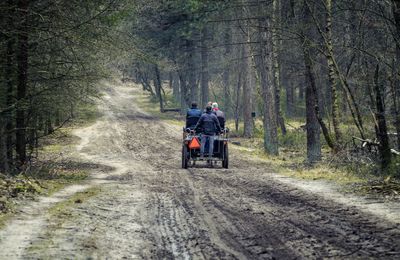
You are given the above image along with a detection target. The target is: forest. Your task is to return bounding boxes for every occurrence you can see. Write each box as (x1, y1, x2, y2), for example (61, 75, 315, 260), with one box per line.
(127, 0, 400, 175)
(1, 0, 400, 175)
(1, 1, 400, 258)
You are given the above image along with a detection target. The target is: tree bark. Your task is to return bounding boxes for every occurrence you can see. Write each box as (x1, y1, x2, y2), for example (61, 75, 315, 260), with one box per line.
(392, 0, 400, 149)
(16, 0, 29, 166)
(222, 25, 232, 117)
(259, 18, 279, 155)
(286, 81, 294, 117)
(272, 0, 286, 135)
(303, 0, 335, 152)
(234, 70, 242, 132)
(153, 64, 164, 112)
(187, 40, 198, 103)
(374, 64, 391, 170)
(242, 31, 254, 138)
(170, 72, 180, 103)
(0, 120, 9, 173)
(5, 0, 15, 168)
(325, 0, 342, 145)
(285, 0, 295, 118)
(200, 27, 209, 109)
(302, 0, 321, 163)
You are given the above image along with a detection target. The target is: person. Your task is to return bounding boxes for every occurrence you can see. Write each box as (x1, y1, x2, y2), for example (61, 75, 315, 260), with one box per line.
(194, 106, 222, 158)
(203, 101, 213, 113)
(186, 102, 202, 129)
(212, 102, 226, 129)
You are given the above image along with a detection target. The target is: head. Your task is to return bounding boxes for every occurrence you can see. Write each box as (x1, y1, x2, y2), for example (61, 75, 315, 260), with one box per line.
(206, 106, 212, 113)
(207, 101, 212, 107)
(191, 102, 198, 109)
(212, 102, 218, 110)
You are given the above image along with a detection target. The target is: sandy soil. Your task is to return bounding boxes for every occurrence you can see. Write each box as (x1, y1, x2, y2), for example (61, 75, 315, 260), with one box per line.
(0, 81, 399, 259)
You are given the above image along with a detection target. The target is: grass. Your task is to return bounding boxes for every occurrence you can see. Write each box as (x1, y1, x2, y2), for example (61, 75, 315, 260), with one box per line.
(26, 186, 102, 252)
(133, 87, 183, 124)
(48, 186, 101, 218)
(0, 100, 100, 224)
(127, 85, 400, 199)
(72, 101, 102, 127)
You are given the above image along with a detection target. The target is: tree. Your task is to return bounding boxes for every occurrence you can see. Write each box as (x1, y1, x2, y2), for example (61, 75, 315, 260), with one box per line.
(272, 0, 287, 135)
(374, 64, 392, 170)
(200, 26, 209, 109)
(0, 0, 135, 173)
(154, 64, 164, 112)
(302, 0, 321, 163)
(392, 0, 400, 150)
(15, 0, 29, 166)
(325, 0, 342, 146)
(242, 14, 254, 138)
(258, 16, 279, 155)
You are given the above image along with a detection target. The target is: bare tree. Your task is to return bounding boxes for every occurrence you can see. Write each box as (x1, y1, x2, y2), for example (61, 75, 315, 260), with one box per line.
(200, 26, 209, 109)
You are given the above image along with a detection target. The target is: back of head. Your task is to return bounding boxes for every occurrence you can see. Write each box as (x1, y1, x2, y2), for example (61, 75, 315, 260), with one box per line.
(212, 102, 218, 109)
(191, 102, 198, 109)
(206, 106, 212, 113)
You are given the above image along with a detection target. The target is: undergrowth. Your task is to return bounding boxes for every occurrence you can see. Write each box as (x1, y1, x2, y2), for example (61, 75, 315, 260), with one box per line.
(132, 84, 400, 200)
(0, 100, 99, 225)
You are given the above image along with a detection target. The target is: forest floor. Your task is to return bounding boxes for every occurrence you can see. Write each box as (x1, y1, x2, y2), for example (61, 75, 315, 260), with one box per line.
(0, 80, 400, 259)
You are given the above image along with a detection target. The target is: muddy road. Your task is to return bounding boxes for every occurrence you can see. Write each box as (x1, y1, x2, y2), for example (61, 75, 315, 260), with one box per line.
(1, 82, 400, 259)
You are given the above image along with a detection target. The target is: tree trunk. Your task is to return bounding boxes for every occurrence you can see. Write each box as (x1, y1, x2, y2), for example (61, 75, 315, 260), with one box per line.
(234, 69, 242, 132)
(390, 70, 400, 150)
(178, 69, 189, 113)
(200, 27, 209, 109)
(0, 122, 9, 173)
(16, 0, 29, 166)
(302, 0, 321, 163)
(272, 0, 286, 135)
(187, 40, 197, 103)
(298, 83, 305, 101)
(5, 0, 15, 168)
(223, 26, 232, 117)
(285, 0, 295, 118)
(259, 18, 279, 155)
(303, 0, 335, 152)
(170, 72, 180, 103)
(374, 64, 391, 170)
(153, 65, 164, 112)
(392, 0, 400, 149)
(242, 31, 254, 138)
(325, 0, 342, 145)
(286, 81, 294, 117)
(46, 117, 53, 135)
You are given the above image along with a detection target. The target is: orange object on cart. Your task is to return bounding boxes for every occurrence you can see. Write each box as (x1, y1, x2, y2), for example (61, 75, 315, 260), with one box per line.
(189, 137, 201, 149)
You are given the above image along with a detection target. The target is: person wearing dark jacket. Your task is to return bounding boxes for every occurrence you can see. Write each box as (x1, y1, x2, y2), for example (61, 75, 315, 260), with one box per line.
(186, 102, 202, 129)
(194, 106, 222, 158)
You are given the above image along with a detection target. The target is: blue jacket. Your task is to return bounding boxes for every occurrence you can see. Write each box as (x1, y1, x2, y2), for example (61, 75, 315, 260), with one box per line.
(186, 108, 202, 128)
(195, 111, 222, 135)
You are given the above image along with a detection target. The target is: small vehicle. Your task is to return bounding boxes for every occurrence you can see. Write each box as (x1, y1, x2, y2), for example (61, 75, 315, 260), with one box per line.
(181, 128, 229, 169)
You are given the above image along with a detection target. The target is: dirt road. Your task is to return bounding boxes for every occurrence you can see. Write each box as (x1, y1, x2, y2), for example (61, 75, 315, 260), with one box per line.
(1, 82, 400, 259)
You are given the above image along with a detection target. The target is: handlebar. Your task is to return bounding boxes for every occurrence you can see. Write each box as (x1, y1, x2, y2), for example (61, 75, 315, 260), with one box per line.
(184, 127, 229, 135)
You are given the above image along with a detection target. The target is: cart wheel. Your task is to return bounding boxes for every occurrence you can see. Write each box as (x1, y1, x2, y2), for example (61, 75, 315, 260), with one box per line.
(222, 144, 229, 169)
(182, 145, 188, 169)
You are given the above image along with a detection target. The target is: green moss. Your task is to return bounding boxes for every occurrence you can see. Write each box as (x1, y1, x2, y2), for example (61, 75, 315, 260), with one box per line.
(27, 186, 101, 253)
(48, 186, 101, 218)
